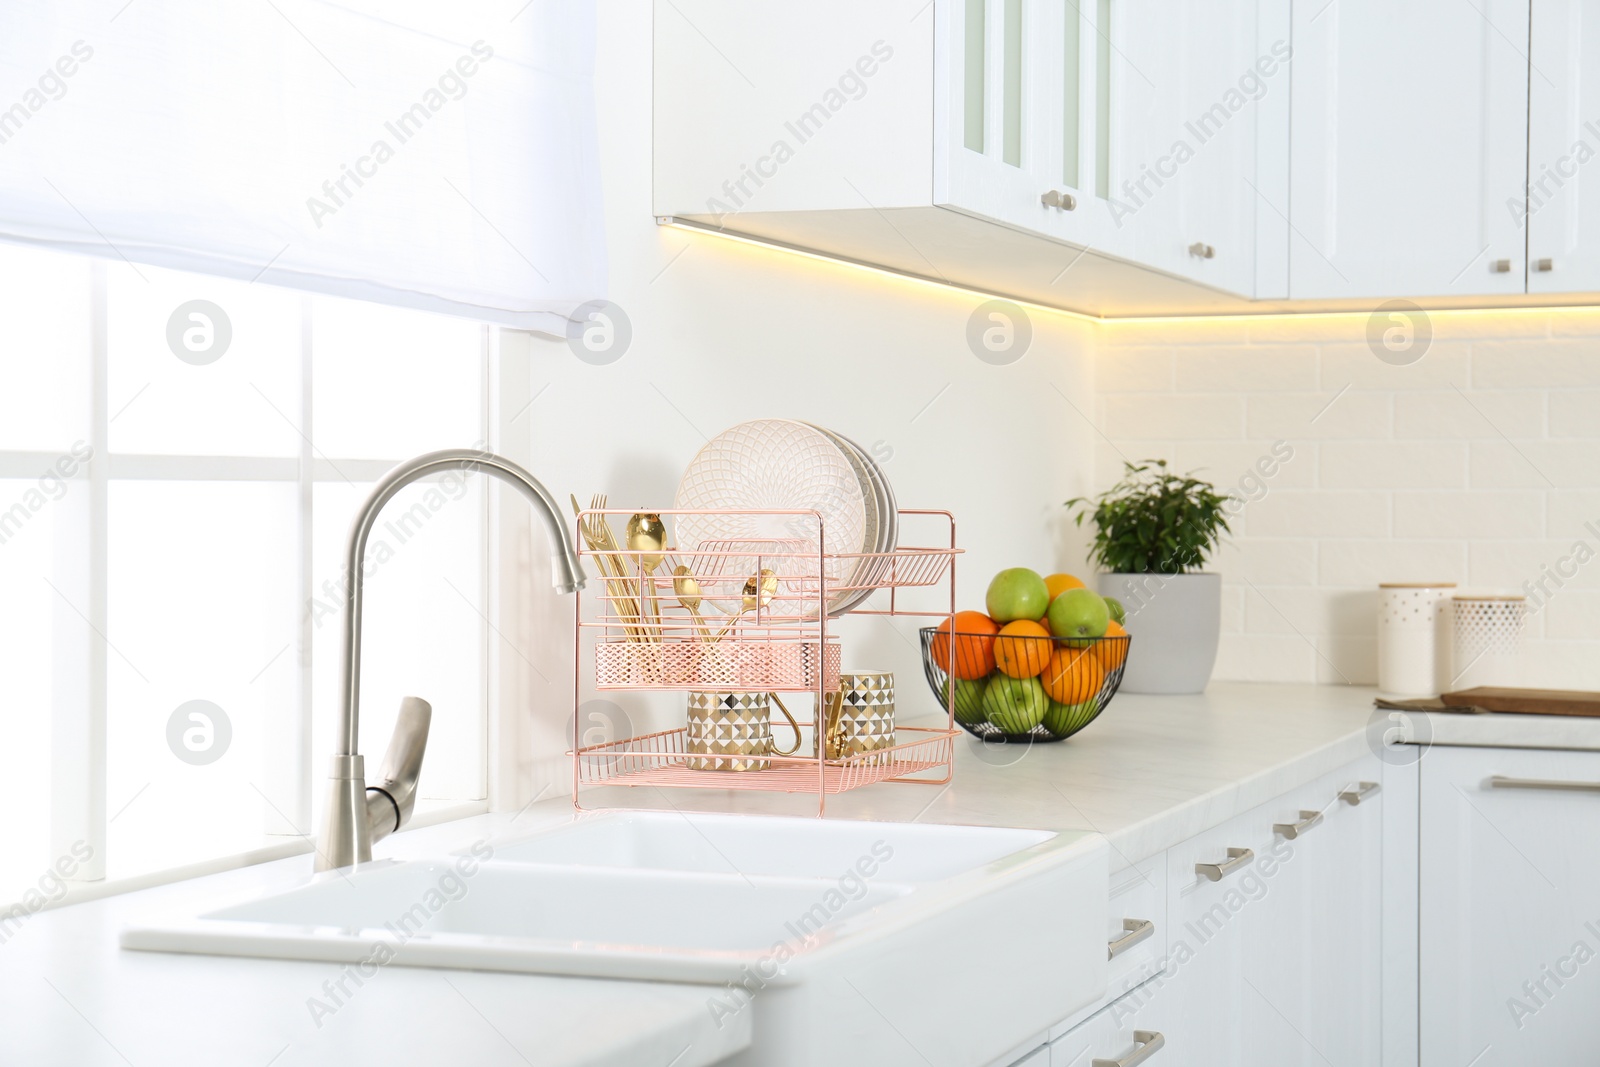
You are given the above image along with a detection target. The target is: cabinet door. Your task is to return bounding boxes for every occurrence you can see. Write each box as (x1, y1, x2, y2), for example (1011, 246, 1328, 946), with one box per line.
(1161, 806, 1277, 1066)
(1420, 747, 1600, 1067)
(1113, 0, 1283, 297)
(938, 0, 1137, 258)
(1528, 0, 1600, 292)
(1304, 763, 1384, 1067)
(1236, 758, 1383, 1067)
(1289, 0, 1530, 299)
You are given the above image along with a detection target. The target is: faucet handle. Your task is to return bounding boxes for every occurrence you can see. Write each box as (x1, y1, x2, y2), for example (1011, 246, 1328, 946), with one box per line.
(365, 696, 432, 843)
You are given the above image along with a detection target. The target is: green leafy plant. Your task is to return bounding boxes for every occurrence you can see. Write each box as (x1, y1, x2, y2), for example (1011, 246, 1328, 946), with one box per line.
(1066, 460, 1231, 575)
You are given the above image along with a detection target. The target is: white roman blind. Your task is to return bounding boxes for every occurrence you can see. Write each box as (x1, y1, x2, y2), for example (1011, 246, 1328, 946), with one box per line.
(0, 0, 604, 332)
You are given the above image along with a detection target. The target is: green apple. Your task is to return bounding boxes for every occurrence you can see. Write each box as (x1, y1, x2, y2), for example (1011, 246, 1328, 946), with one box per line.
(1103, 595, 1126, 626)
(1047, 587, 1110, 647)
(982, 674, 1048, 734)
(1043, 697, 1099, 737)
(985, 567, 1050, 623)
(943, 676, 989, 725)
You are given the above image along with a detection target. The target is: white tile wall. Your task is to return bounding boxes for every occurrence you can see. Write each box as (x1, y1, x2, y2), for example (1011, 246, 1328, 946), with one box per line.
(1095, 313, 1600, 687)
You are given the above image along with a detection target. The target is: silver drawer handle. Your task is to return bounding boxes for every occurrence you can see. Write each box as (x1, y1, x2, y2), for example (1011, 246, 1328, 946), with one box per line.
(1108, 918, 1155, 960)
(1488, 775, 1600, 793)
(1339, 781, 1381, 806)
(1273, 810, 1324, 840)
(1093, 1029, 1165, 1067)
(1492, 258, 1512, 272)
(1195, 847, 1253, 883)
(1041, 189, 1078, 210)
(1535, 257, 1554, 271)
(1188, 241, 1215, 259)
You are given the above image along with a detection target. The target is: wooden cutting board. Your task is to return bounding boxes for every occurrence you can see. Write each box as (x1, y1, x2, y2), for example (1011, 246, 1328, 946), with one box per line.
(1439, 687, 1600, 717)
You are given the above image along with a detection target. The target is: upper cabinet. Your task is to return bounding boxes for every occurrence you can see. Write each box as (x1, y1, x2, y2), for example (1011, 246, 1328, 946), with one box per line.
(655, 0, 1600, 315)
(1528, 0, 1600, 292)
(1287, 0, 1530, 300)
(655, 0, 1289, 317)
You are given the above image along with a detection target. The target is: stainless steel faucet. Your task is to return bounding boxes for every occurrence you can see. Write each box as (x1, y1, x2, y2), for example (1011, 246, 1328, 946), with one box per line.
(316, 449, 586, 872)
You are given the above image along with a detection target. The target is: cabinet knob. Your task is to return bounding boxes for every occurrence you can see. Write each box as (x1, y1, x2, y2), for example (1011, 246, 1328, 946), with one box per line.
(1273, 810, 1325, 840)
(1092, 1030, 1165, 1067)
(1107, 917, 1155, 960)
(1492, 258, 1512, 273)
(1488, 775, 1600, 793)
(1041, 189, 1077, 211)
(1188, 242, 1215, 259)
(1339, 781, 1381, 806)
(1535, 257, 1554, 272)
(1195, 847, 1253, 882)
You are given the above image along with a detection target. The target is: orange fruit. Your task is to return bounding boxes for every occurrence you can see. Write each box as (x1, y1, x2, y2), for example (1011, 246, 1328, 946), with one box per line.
(1095, 620, 1129, 671)
(1041, 646, 1108, 705)
(931, 611, 999, 680)
(993, 620, 1053, 678)
(1044, 573, 1086, 601)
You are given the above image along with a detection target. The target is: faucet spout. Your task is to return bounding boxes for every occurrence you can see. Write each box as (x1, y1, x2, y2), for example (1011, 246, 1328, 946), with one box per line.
(315, 449, 586, 873)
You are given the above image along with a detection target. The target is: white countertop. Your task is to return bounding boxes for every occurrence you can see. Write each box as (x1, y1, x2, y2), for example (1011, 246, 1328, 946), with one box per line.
(8, 681, 1593, 1066)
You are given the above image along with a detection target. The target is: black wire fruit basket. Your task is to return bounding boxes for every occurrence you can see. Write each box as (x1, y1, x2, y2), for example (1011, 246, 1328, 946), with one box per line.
(919, 626, 1131, 743)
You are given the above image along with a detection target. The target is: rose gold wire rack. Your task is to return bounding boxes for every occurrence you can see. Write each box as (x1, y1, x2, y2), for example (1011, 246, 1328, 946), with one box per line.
(570, 508, 961, 815)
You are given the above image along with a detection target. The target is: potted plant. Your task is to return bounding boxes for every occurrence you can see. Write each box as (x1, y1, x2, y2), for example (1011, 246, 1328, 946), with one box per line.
(1066, 460, 1230, 694)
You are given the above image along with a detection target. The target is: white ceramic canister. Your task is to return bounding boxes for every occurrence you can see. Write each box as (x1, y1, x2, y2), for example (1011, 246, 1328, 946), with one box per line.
(1377, 583, 1455, 697)
(1449, 595, 1527, 690)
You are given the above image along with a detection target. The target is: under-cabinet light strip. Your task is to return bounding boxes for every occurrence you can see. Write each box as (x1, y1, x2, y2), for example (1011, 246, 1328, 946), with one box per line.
(657, 216, 1600, 325)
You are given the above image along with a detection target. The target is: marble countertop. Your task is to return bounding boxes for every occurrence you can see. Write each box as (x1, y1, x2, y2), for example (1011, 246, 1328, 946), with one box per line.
(8, 680, 1592, 1066)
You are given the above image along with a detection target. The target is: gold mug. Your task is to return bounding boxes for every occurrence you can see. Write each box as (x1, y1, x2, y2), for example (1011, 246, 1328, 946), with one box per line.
(818, 670, 896, 763)
(685, 691, 801, 772)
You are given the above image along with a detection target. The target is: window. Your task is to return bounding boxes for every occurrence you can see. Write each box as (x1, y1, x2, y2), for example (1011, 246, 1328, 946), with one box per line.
(0, 241, 492, 899)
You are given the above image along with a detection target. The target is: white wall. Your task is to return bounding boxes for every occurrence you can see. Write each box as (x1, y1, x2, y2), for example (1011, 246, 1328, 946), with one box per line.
(498, 1, 1099, 802)
(1095, 312, 1600, 689)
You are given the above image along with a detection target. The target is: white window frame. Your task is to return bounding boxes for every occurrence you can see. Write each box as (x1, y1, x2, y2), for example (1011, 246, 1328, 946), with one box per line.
(35, 259, 504, 900)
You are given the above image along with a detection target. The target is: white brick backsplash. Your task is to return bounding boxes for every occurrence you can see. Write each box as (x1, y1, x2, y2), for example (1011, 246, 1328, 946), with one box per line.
(1212, 538, 1317, 585)
(1246, 391, 1390, 439)
(1246, 491, 1389, 538)
(1470, 441, 1600, 488)
(1473, 340, 1600, 388)
(1097, 347, 1175, 392)
(1542, 590, 1600, 639)
(1393, 390, 1545, 439)
(1090, 317, 1600, 687)
(1174, 346, 1318, 392)
(1242, 586, 1375, 636)
(1320, 341, 1471, 391)
(1392, 491, 1543, 539)
(1547, 491, 1600, 536)
(1548, 390, 1600, 437)
(1321, 442, 1468, 488)
(1469, 540, 1600, 592)
(1318, 540, 1467, 586)
(1316, 636, 1377, 685)
(1214, 633, 1316, 683)
(1102, 394, 1244, 439)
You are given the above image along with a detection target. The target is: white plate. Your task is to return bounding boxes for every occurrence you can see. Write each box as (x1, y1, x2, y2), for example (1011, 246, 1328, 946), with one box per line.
(674, 420, 868, 619)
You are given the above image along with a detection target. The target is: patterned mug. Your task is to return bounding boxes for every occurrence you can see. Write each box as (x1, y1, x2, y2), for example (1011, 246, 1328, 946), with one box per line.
(818, 670, 896, 763)
(685, 691, 801, 772)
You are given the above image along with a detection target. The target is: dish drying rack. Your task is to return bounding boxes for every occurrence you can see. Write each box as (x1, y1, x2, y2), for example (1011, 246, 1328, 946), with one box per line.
(569, 508, 962, 815)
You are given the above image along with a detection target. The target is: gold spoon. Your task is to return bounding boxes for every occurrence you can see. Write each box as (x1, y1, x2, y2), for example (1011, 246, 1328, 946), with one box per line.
(672, 564, 712, 641)
(627, 513, 668, 636)
(714, 568, 779, 641)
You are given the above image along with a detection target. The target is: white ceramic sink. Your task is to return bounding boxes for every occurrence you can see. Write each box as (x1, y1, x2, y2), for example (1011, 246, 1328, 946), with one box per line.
(124, 812, 1108, 1066)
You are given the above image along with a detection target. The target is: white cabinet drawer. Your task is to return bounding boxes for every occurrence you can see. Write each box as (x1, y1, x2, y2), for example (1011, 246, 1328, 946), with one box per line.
(1050, 987, 1174, 1067)
(1105, 854, 1167, 999)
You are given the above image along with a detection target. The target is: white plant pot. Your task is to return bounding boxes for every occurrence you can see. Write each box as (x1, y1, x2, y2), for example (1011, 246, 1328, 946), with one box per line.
(1097, 572, 1221, 695)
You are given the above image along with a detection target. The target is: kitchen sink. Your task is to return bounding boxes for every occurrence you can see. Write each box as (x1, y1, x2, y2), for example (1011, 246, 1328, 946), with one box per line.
(123, 812, 1108, 1066)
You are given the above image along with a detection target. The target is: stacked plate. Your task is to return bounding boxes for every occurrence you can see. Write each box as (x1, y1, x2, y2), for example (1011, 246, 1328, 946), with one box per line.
(674, 419, 898, 618)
